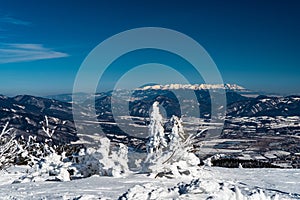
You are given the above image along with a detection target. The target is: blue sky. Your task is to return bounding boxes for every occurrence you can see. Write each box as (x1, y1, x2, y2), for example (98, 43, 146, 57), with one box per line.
(0, 0, 299, 96)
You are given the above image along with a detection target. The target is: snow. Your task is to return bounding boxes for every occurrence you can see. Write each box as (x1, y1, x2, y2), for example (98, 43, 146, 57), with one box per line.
(138, 83, 246, 91)
(0, 166, 299, 199)
(211, 167, 300, 196)
(13, 104, 25, 109)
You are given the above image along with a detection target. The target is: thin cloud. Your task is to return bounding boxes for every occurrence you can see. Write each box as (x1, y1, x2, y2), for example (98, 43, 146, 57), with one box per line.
(0, 16, 31, 26)
(0, 43, 69, 64)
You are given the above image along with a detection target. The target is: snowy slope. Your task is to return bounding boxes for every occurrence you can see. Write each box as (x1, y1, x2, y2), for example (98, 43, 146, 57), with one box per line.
(0, 166, 299, 200)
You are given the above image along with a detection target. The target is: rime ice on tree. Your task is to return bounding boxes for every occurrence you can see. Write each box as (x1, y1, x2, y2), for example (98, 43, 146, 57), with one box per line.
(143, 102, 200, 178)
(169, 115, 185, 151)
(146, 101, 167, 154)
(0, 122, 17, 170)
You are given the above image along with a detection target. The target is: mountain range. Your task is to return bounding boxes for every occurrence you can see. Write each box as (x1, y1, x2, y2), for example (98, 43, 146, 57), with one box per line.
(0, 84, 299, 145)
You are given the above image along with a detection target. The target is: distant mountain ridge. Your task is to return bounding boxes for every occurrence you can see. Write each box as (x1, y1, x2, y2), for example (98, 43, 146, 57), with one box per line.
(137, 83, 247, 91)
(45, 84, 254, 103)
(0, 84, 300, 145)
(1, 86, 299, 168)
(0, 94, 77, 143)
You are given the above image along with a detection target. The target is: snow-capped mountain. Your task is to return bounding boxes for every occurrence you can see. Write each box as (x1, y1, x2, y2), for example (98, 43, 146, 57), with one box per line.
(1, 85, 300, 147)
(138, 83, 247, 92)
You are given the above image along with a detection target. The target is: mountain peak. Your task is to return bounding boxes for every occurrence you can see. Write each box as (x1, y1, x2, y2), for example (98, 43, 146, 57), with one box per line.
(138, 83, 246, 91)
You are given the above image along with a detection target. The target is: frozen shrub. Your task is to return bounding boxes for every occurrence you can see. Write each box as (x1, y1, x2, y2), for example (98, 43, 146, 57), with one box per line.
(168, 116, 185, 151)
(14, 116, 59, 167)
(14, 136, 130, 182)
(70, 137, 129, 178)
(69, 147, 102, 178)
(41, 116, 55, 141)
(110, 143, 129, 176)
(0, 118, 61, 170)
(0, 122, 18, 170)
(14, 151, 72, 183)
(14, 135, 57, 167)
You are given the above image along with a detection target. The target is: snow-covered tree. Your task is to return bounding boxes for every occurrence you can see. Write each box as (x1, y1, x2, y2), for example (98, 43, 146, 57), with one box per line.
(70, 137, 129, 178)
(168, 115, 185, 151)
(0, 122, 17, 170)
(146, 101, 167, 154)
(110, 143, 129, 176)
(0, 120, 54, 169)
(41, 116, 57, 144)
(14, 150, 72, 183)
(142, 102, 168, 172)
(142, 103, 201, 178)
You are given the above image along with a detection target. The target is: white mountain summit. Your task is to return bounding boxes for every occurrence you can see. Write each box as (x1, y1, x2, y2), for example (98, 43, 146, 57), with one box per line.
(138, 83, 246, 91)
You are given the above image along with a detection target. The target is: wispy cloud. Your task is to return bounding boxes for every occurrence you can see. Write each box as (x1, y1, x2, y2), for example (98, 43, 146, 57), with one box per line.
(0, 43, 69, 64)
(0, 16, 31, 26)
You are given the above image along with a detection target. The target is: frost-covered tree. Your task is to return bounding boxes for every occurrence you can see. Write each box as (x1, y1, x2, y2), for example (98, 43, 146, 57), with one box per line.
(14, 134, 57, 167)
(142, 102, 168, 172)
(168, 115, 185, 151)
(0, 122, 17, 170)
(146, 101, 167, 154)
(0, 121, 52, 169)
(142, 103, 201, 178)
(41, 115, 57, 144)
(110, 143, 129, 176)
(14, 116, 59, 167)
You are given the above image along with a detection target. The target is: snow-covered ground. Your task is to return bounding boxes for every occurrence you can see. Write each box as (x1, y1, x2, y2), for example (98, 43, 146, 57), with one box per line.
(1, 102, 299, 200)
(0, 166, 299, 199)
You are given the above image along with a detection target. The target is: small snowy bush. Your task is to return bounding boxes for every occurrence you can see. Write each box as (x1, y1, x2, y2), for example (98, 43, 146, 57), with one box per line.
(0, 122, 17, 170)
(71, 137, 129, 178)
(14, 151, 72, 183)
(0, 118, 59, 170)
(14, 116, 58, 167)
(14, 135, 57, 167)
(14, 136, 130, 182)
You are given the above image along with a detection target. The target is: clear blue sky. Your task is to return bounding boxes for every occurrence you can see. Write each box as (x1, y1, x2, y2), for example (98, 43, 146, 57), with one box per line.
(0, 0, 299, 96)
